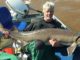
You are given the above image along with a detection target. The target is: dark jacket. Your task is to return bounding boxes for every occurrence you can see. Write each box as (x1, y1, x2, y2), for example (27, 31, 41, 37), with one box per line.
(26, 18, 65, 31)
(23, 18, 65, 60)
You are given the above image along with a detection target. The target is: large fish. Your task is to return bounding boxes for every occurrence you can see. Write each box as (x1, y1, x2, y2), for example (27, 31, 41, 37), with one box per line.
(10, 28, 80, 55)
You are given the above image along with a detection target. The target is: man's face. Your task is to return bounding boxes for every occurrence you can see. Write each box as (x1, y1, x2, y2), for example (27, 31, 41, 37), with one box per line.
(43, 8, 54, 21)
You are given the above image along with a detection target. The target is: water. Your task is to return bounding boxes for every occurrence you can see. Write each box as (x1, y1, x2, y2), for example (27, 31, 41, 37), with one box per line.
(31, 0, 80, 32)
(0, 0, 80, 32)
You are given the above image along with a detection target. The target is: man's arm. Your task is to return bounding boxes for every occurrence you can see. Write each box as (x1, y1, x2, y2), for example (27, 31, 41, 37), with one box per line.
(54, 20, 66, 29)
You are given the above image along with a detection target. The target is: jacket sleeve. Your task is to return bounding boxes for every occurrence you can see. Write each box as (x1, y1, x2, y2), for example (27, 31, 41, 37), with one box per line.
(54, 20, 66, 29)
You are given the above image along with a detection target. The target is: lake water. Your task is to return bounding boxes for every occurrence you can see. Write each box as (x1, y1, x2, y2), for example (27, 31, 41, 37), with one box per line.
(0, 0, 80, 32)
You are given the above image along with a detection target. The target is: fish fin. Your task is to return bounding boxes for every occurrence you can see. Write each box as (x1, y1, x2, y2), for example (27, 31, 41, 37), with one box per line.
(67, 42, 77, 55)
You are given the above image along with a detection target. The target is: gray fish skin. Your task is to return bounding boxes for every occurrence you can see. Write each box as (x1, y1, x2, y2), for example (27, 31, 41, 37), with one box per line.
(10, 28, 80, 46)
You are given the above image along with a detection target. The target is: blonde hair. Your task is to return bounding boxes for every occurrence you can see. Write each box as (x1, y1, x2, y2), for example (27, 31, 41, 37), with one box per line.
(43, 1, 55, 10)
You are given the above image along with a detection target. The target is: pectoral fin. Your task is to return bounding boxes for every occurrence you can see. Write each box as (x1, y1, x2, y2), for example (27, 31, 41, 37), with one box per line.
(67, 42, 77, 55)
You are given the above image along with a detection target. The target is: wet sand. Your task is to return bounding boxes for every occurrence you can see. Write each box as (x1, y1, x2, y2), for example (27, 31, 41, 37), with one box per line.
(0, 0, 80, 32)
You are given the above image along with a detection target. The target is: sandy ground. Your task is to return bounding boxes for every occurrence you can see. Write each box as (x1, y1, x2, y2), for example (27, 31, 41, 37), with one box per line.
(0, 0, 80, 33)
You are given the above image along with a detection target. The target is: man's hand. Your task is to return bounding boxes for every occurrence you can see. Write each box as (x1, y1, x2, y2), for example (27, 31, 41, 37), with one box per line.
(49, 38, 60, 47)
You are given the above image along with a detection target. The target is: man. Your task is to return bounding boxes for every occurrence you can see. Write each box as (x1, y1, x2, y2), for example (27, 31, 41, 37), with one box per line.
(25, 0, 65, 52)
(26, 1, 64, 31)
(21, 1, 65, 60)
